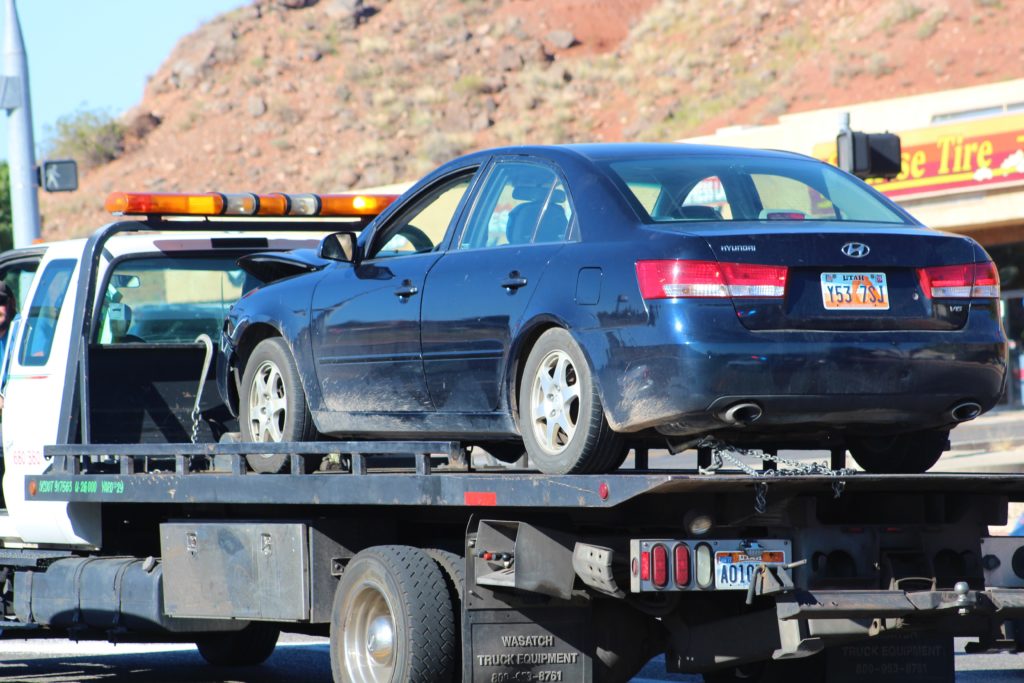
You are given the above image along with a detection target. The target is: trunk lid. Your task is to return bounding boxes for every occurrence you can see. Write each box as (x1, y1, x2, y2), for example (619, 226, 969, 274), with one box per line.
(691, 223, 979, 331)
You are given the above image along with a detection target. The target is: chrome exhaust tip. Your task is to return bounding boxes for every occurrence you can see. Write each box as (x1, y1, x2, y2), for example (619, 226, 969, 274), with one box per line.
(719, 402, 763, 426)
(950, 401, 982, 422)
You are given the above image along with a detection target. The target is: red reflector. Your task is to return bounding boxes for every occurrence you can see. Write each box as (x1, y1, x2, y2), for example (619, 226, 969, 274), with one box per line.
(636, 260, 787, 299)
(28, 480, 37, 496)
(464, 491, 497, 506)
(640, 551, 651, 581)
(918, 261, 999, 299)
(598, 482, 609, 500)
(674, 544, 691, 586)
(652, 545, 669, 588)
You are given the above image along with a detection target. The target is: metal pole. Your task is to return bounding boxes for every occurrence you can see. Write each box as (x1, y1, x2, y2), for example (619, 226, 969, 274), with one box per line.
(837, 111, 853, 173)
(3, 0, 40, 247)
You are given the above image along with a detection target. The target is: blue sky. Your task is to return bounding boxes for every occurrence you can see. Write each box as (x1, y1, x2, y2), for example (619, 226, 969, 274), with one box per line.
(0, 0, 247, 160)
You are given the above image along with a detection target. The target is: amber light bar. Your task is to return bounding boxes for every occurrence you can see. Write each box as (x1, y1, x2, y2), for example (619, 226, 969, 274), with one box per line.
(105, 191, 400, 218)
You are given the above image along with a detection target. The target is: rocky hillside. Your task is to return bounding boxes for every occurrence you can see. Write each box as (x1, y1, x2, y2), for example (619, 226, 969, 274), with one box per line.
(39, 0, 1023, 238)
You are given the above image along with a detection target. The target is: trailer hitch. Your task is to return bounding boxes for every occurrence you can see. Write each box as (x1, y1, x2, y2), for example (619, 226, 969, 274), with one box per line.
(745, 558, 807, 606)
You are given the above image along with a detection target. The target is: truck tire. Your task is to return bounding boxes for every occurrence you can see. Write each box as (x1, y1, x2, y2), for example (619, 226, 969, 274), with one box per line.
(239, 337, 318, 473)
(195, 622, 279, 667)
(426, 548, 465, 683)
(848, 430, 949, 474)
(519, 328, 623, 474)
(331, 545, 456, 683)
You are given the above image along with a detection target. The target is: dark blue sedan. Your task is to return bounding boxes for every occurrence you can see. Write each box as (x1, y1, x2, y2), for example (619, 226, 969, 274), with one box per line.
(218, 143, 1007, 475)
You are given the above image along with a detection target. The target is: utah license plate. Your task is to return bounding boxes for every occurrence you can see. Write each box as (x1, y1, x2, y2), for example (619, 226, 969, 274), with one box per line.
(820, 272, 889, 310)
(715, 550, 786, 589)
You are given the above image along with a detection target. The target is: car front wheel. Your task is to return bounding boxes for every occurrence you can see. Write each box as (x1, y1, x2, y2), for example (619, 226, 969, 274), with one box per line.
(239, 337, 318, 473)
(518, 328, 623, 474)
(848, 430, 950, 474)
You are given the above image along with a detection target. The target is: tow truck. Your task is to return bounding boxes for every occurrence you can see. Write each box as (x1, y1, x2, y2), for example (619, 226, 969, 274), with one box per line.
(2, 191, 1024, 683)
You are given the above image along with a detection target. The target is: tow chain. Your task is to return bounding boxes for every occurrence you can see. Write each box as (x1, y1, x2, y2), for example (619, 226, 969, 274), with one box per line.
(696, 437, 858, 514)
(190, 334, 214, 445)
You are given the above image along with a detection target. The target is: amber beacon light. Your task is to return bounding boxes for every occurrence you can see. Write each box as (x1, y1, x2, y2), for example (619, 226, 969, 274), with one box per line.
(104, 191, 399, 218)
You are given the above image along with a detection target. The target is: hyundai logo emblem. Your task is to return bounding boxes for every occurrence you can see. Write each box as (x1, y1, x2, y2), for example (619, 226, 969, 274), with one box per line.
(841, 242, 870, 258)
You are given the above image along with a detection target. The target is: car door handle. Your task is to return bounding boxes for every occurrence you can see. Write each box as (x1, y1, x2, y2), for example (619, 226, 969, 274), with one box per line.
(394, 281, 419, 298)
(501, 275, 528, 290)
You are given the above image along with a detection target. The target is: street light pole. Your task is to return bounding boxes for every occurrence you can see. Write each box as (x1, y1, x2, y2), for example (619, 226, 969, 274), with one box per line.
(2, 0, 40, 248)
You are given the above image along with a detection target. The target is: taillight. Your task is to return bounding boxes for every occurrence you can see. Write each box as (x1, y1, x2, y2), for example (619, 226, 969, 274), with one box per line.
(636, 260, 787, 299)
(652, 544, 669, 588)
(674, 544, 691, 587)
(918, 261, 999, 299)
(640, 550, 650, 581)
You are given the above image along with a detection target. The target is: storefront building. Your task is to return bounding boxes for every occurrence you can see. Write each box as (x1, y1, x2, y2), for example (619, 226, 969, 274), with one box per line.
(682, 79, 1024, 403)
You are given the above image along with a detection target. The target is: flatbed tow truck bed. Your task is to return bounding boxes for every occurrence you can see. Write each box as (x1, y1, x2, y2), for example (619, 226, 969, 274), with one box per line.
(30, 441, 1024, 507)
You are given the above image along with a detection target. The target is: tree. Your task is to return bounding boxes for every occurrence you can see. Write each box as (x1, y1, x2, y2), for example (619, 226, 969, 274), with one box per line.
(0, 163, 12, 252)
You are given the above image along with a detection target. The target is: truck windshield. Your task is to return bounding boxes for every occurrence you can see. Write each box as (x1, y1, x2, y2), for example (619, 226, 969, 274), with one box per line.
(605, 156, 910, 225)
(96, 255, 263, 345)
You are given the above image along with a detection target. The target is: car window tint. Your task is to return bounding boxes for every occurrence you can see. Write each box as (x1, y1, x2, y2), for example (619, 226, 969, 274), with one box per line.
(751, 174, 836, 220)
(606, 156, 908, 225)
(460, 162, 571, 249)
(19, 258, 76, 367)
(95, 256, 263, 345)
(373, 176, 472, 258)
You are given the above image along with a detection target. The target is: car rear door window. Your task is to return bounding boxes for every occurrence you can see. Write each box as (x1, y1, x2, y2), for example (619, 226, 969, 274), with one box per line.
(19, 259, 76, 366)
(459, 161, 573, 250)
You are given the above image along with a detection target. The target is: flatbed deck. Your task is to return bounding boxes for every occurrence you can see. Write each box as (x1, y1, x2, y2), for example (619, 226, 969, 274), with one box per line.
(26, 441, 1024, 508)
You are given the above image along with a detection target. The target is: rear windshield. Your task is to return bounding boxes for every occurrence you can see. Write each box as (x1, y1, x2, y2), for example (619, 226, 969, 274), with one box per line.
(96, 255, 263, 345)
(605, 155, 910, 226)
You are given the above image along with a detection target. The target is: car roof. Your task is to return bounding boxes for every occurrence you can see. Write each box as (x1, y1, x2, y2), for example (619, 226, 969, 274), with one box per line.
(558, 141, 810, 162)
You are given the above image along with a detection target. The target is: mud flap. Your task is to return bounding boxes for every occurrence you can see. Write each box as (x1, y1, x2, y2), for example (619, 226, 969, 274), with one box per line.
(825, 631, 954, 682)
(464, 526, 593, 683)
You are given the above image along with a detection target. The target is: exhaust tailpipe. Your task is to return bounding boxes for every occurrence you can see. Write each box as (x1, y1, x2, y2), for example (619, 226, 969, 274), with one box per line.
(719, 402, 763, 426)
(950, 401, 982, 422)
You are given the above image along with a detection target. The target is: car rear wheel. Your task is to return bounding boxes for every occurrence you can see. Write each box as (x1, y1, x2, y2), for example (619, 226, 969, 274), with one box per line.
(239, 337, 318, 473)
(519, 328, 623, 474)
(848, 430, 950, 474)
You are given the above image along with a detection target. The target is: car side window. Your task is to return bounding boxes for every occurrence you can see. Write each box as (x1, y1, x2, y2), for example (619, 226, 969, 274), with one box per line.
(370, 174, 473, 259)
(459, 161, 573, 250)
(19, 259, 76, 367)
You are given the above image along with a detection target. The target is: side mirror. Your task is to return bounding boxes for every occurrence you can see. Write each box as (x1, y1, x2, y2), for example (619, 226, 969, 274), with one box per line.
(319, 231, 359, 263)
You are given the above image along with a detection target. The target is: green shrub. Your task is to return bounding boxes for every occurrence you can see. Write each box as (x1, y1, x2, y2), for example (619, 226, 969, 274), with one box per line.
(45, 109, 124, 169)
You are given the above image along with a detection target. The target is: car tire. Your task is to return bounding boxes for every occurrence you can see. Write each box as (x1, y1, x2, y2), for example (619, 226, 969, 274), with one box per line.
(330, 545, 456, 683)
(518, 328, 623, 474)
(425, 548, 465, 682)
(196, 623, 279, 667)
(848, 430, 950, 474)
(239, 337, 318, 474)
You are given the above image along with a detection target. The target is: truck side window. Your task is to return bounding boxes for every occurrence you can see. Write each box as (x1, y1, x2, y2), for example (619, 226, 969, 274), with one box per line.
(19, 259, 76, 367)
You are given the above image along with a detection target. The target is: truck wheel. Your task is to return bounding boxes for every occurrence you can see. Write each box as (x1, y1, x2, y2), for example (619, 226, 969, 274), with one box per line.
(519, 328, 623, 474)
(331, 545, 456, 683)
(239, 337, 318, 473)
(848, 430, 949, 474)
(195, 623, 279, 666)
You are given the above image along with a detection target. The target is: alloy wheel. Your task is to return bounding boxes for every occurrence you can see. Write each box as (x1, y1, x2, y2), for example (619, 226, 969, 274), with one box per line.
(530, 349, 581, 454)
(248, 359, 287, 442)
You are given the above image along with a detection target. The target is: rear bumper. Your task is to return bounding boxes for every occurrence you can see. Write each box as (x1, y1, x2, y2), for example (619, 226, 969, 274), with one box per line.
(581, 301, 1007, 437)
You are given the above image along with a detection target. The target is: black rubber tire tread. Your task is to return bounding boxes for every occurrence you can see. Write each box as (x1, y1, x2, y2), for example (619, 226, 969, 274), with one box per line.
(195, 623, 279, 667)
(330, 545, 456, 683)
(425, 548, 465, 683)
(239, 337, 318, 473)
(848, 430, 949, 474)
(518, 328, 623, 475)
